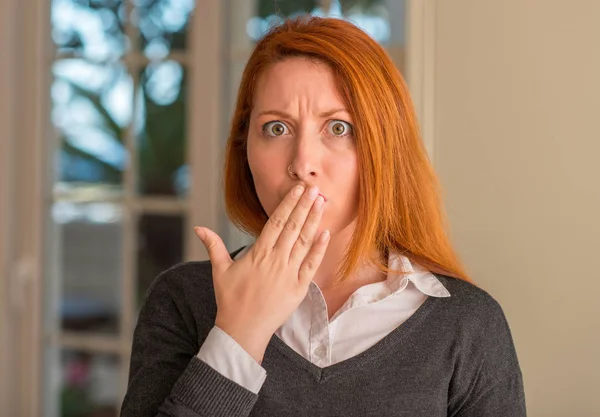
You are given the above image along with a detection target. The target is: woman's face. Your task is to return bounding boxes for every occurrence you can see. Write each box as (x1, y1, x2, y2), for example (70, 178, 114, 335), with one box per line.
(247, 57, 359, 236)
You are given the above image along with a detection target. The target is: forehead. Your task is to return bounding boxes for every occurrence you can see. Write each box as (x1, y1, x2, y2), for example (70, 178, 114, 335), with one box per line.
(252, 57, 346, 109)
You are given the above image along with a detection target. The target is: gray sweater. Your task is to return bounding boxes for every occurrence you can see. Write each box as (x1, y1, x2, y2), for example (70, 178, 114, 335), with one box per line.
(121, 253, 526, 417)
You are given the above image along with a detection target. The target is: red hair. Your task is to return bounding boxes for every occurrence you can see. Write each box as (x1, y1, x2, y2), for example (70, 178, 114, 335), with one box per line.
(223, 16, 471, 285)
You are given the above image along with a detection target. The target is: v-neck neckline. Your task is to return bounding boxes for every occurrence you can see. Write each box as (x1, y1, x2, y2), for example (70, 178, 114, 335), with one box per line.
(264, 292, 443, 383)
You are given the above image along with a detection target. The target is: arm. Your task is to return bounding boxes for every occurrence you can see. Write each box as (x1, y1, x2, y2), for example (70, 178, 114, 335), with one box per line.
(448, 299, 527, 417)
(197, 326, 267, 395)
(120, 266, 263, 417)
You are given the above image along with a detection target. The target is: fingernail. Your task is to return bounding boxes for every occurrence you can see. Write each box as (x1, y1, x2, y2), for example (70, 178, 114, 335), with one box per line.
(308, 186, 319, 199)
(321, 230, 330, 242)
(194, 227, 205, 240)
(293, 185, 304, 197)
(314, 195, 325, 209)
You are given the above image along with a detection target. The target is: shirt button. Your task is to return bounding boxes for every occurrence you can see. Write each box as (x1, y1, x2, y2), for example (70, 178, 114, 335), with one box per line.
(314, 345, 327, 359)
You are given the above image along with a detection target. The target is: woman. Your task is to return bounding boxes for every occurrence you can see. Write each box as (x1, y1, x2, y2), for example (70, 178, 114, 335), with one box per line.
(121, 16, 526, 417)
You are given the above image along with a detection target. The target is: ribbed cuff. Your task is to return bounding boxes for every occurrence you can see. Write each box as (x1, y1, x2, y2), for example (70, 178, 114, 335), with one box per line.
(171, 356, 258, 416)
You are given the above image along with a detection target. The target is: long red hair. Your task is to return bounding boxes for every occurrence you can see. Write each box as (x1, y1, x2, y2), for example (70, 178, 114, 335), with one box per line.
(223, 16, 471, 285)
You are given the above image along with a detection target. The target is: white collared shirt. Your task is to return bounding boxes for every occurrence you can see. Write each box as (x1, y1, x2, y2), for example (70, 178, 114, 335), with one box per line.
(197, 245, 451, 394)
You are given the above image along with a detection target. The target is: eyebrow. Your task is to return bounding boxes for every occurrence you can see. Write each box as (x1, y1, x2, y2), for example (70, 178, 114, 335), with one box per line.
(256, 108, 350, 119)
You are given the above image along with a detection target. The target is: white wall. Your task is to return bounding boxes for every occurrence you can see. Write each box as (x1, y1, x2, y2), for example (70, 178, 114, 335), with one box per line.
(433, 1, 600, 416)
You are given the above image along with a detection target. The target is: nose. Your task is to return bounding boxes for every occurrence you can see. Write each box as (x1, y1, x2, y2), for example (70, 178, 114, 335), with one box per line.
(288, 135, 319, 180)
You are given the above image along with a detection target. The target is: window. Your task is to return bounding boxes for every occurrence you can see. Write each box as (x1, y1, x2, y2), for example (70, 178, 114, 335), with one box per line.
(45, 1, 207, 415)
(1, 1, 417, 416)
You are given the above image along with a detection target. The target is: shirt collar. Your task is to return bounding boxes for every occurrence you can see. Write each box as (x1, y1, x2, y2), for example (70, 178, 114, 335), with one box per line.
(233, 244, 450, 298)
(386, 252, 451, 298)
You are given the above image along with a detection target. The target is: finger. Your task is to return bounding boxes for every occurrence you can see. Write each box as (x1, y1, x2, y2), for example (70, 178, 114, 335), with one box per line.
(254, 185, 305, 255)
(298, 229, 330, 286)
(274, 186, 321, 257)
(194, 227, 232, 275)
(287, 194, 325, 265)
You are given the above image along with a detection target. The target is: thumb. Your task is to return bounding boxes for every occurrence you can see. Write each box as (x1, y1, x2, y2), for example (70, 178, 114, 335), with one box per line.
(194, 227, 232, 273)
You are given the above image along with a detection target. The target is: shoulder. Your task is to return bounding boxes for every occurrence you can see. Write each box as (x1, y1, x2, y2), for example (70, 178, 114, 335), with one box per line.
(144, 260, 214, 302)
(139, 246, 247, 320)
(146, 245, 247, 292)
(428, 276, 521, 374)
(432, 274, 514, 342)
(434, 277, 526, 413)
(435, 274, 506, 315)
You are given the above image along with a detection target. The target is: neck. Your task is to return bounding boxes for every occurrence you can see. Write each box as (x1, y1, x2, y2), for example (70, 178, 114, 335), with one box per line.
(311, 221, 385, 292)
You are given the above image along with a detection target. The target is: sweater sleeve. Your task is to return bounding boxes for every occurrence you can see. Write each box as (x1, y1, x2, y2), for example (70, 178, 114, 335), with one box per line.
(448, 295, 527, 417)
(120, 266, 260, 417)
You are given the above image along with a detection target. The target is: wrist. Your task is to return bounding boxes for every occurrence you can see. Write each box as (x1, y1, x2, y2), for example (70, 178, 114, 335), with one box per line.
(215, 321, 272, 364)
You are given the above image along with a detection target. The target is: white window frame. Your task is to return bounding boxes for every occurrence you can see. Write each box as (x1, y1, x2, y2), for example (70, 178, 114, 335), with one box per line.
(405, 0, 437, 161)
(0, 1, 436, 415)
(0, 0, 53, 415)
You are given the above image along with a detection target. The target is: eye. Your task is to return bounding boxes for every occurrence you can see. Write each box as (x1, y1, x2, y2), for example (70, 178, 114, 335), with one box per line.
(327, 120, 353, 137)
(263, 121, 290, 137)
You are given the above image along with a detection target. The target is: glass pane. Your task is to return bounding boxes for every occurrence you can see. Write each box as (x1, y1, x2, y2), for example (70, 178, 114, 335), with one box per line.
(52, 59, 132, 194)
(134, 0, 195, 59)
(52, 0, 128, 61)
(257, 0, 317, 17)
(339, 0, 392, 45)
(247, 0, 317, 42)
(248, 0, 392, 44)
(59, 349, 121, 417)
(137, 214, 184, 308)
(54, 201, 123, 335)
(136, 61, 188, 197)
